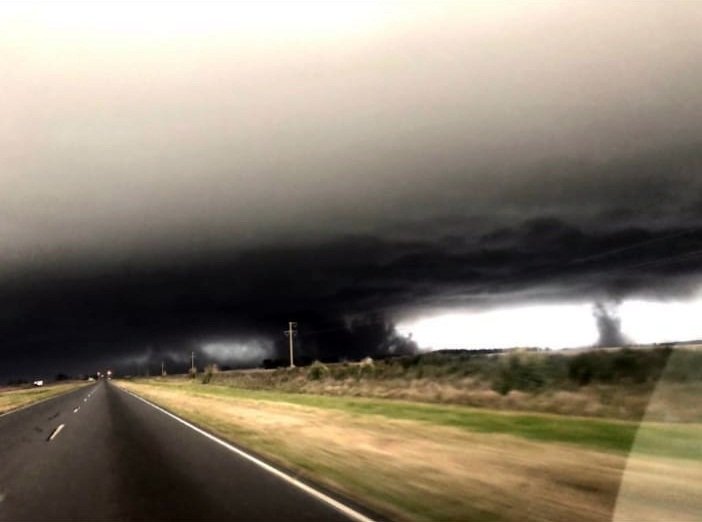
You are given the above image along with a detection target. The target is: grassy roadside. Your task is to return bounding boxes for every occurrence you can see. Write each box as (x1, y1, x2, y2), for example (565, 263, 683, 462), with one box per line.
(0, 381, 89, 415)
(203, 347, 702, 422)
(134, 379, 702, 459)
(116, 379, 702, 522)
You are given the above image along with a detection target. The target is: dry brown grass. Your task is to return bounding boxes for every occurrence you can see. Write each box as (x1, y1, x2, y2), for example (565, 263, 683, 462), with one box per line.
(614, 376, 702, 522)
(204, 370, 702, 421)
(0, 382, 87, 414)
(117, 380, 702, 522)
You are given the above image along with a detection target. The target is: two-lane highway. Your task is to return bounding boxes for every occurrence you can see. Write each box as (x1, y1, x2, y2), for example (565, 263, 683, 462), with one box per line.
(0, 381, 365, 521)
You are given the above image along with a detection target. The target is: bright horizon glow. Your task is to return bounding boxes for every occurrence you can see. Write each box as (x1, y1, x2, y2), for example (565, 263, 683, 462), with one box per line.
(201, 340, 273, 364)
(398, 298, 702, 351)
(620, 299, 702, 345)
(397, 304, 598, 350)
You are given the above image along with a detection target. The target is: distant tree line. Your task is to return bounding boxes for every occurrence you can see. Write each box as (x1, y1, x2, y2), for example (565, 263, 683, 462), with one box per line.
(264, 346, 702, 395)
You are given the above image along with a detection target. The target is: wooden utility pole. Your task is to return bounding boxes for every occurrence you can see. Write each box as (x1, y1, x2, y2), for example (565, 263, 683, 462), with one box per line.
(284, 322, 297, 368)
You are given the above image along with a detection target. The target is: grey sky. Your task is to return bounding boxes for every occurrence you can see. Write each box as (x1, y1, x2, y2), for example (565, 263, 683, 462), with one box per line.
(2, 2, 700, 263)
(1, 1, 701, 375)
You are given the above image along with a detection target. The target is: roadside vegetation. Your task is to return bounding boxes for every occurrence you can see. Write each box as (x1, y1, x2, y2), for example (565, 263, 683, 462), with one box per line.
(0, 381, 88, 415)
(190, 346, 702, 421)
(117, 374, 702, 522)
(117, 346, 702, 520)
(126, 379, 699, 458)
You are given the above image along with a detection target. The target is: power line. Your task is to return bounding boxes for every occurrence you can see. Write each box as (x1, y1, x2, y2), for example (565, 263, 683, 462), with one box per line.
(357, 227, 702, 315)
(569, 228, 695, 265)
(273, 228, 702, 328)
(607, 247, 702, 273)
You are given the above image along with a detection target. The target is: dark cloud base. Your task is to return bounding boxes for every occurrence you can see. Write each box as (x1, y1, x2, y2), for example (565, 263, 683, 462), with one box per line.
(2, 217, 701, 379)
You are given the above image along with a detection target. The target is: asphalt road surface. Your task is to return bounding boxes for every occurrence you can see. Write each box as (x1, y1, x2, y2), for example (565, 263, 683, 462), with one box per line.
(0, 381, 365, 521)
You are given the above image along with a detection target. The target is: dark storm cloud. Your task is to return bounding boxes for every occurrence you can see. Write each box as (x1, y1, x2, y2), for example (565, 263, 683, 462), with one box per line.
(1, 2, 701, 376)
(1, 215, 701, 377)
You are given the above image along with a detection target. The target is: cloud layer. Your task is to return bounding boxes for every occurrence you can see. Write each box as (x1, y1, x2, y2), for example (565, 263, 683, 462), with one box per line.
(1, 2, 701, 376)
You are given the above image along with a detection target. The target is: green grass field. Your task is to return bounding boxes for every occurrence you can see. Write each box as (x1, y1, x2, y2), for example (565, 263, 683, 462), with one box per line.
(138, 379, 702, 460)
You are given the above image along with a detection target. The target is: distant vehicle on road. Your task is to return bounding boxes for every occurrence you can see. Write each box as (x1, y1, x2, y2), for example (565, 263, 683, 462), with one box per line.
(32, 380, 44, 387)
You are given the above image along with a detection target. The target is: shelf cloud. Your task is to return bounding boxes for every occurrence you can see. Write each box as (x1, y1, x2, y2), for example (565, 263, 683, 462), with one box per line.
(1, 2, 701, 377)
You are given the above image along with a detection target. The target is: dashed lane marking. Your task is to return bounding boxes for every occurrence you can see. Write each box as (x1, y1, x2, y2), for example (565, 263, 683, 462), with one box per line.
(47, 423, 65, 441)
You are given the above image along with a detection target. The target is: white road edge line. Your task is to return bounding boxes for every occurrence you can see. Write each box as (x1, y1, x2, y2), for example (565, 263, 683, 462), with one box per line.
(121, 388, 376, 522)
(48, 423, 65, 441)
